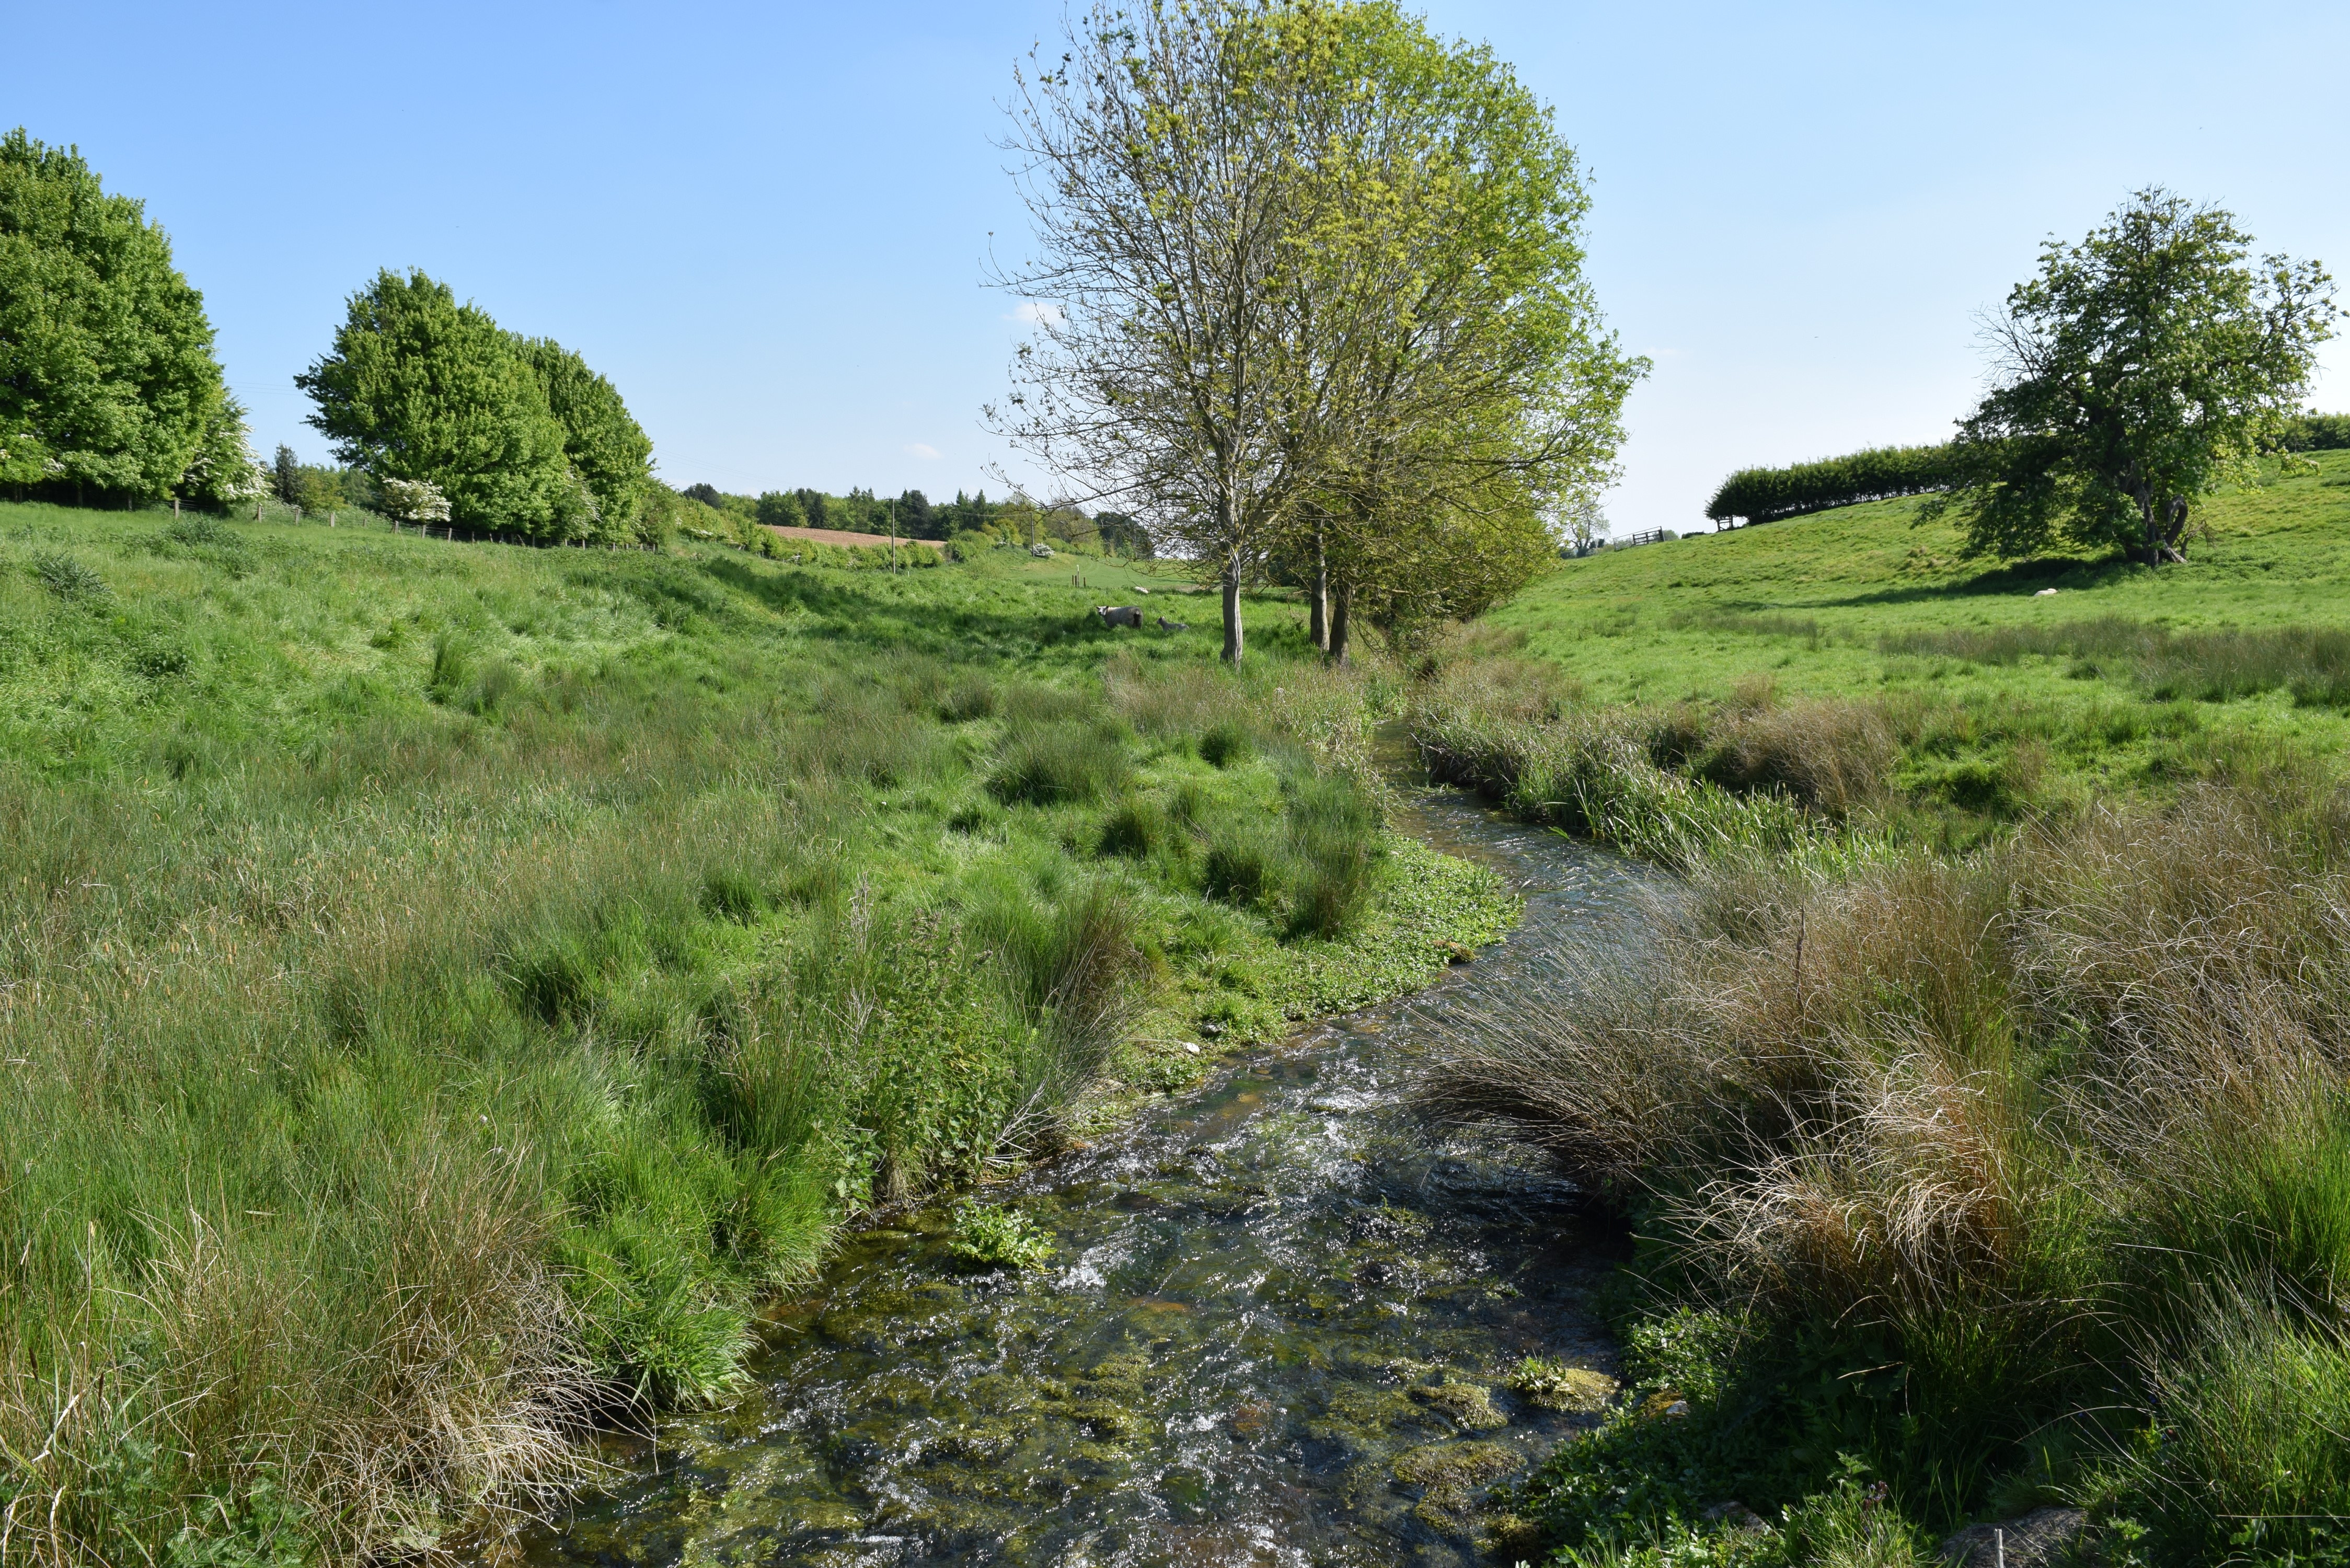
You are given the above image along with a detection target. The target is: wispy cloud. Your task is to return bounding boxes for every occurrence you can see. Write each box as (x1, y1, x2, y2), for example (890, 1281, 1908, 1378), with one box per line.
(905, 442, 942, 460)
(1009, 301, 1064, 328)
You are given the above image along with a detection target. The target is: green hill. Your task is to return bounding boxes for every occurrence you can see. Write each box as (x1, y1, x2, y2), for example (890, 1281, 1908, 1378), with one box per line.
(1485, 447, 2350, 816)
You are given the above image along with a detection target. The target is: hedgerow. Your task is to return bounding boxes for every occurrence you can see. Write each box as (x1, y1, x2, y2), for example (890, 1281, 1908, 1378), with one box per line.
(1703, 443, 1961, 528)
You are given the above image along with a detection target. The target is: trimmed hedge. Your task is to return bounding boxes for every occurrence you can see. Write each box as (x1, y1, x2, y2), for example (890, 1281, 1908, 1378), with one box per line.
(1704, 414, 2345, 529)
(1704, 443, 1960, 528)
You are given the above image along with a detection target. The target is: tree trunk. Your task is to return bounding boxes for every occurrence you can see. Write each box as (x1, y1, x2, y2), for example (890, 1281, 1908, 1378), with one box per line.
(1309, 528, 1329, 654)
(1330, 579, 1352, 666)
(1221, 558, 1245, 666)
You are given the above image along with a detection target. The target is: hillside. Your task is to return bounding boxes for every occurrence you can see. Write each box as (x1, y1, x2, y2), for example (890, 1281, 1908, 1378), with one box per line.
(1487, 446, 2350, 813)
(0, 500, 1502, 1564)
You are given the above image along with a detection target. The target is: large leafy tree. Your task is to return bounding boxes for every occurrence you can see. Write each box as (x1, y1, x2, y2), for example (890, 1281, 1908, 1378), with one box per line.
(991, 3, 1635, 662)
(511, 335, 656, 543)
(1275, 3, 1643, 656)
(297, 269, 572, 535)
(0, 128, 256, 505)
(1930, 189, 2336, 564)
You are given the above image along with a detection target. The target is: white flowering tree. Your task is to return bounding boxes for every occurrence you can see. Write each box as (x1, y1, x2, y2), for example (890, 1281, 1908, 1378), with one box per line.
(377, 476, 453, 527)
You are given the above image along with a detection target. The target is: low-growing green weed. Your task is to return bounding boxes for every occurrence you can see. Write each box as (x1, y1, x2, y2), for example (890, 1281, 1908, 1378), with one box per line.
(947, 1202, 1057, 1272)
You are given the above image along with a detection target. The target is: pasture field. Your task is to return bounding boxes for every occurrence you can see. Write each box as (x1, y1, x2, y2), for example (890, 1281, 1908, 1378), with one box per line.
(1492, 447, 2350, 822)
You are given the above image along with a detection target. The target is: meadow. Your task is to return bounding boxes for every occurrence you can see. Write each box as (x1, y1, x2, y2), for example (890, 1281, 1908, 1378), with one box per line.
(1407, 449, 2350, 1565)
(0, 501, 1508, 1566)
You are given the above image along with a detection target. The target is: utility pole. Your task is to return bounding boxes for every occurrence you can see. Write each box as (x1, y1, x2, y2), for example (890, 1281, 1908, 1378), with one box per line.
(889, 498, 899, 573)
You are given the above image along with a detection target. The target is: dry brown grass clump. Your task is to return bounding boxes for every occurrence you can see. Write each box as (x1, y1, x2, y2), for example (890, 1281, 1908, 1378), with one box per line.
(1423, 781, 2350, 1339)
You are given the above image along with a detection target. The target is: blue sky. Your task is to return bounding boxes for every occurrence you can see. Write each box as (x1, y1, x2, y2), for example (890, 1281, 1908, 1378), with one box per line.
(8, 2, 2346, 534)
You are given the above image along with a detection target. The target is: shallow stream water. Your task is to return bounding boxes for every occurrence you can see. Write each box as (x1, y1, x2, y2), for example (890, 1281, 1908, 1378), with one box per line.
(506, 779, 1656, 1567)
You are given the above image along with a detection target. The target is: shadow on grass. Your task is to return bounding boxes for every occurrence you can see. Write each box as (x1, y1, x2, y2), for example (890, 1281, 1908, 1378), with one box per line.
(1767, 552, 2149, 613)
(694, 554, 1127, 662)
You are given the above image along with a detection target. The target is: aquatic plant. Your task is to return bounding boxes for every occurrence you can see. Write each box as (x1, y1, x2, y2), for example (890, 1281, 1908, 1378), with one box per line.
(947, 1202, 1056, 1272)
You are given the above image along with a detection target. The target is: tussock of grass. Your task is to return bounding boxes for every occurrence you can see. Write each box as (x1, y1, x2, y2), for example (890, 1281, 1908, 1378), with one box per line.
(1885, 616, 2350, 708)
(1424, 780, 2350, 1559)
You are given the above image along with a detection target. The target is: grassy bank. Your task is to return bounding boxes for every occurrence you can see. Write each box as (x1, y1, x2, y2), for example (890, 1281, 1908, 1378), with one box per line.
(1466, 446, 2350, 848)
(1407, 455, 2350, 1563)
(0, 501, 1508, 1565)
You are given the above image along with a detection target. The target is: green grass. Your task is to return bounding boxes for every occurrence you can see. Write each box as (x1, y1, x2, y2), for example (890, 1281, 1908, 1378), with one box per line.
(0, 500, 1506, 1565)
(1489, 448, 2350, 820)
(1416, 453, 2350, 1567)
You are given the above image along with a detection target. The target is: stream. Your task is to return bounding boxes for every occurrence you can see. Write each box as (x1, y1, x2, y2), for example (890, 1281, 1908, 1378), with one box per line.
(505, 779, 1656, 1567)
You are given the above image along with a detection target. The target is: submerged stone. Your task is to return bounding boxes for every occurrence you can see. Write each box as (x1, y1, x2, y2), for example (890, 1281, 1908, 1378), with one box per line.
(1412, 1379, 1510, 1431)
(1391, 1440, 1522, 1534)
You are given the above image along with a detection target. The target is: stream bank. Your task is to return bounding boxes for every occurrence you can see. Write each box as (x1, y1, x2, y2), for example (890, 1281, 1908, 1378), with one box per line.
(499, 781, 1656, 1567)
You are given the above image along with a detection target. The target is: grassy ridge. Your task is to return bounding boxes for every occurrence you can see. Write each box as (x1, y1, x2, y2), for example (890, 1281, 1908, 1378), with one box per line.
(0, 502, 1508, 1565)
(1412, 454, 2350, 1564)
(1484, 447, 2350, 838)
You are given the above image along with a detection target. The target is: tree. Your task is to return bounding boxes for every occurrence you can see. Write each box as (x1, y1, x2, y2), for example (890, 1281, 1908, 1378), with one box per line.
(1094, 511, 1150, 557)
(273, 444, 302, 505)
(377, 477, 451, 525)
(296, 269, 572, 536)
(1928, 189, 2337, 564)
(992, 4, 1637, 661)
(512, 336, 656, 544)
(993, 1, 1342, 663)
(756, 489, 804, 529)
(896, 488, 937, 537)
(0, 128, 251, 505)
(1266, 4, 1641, 657)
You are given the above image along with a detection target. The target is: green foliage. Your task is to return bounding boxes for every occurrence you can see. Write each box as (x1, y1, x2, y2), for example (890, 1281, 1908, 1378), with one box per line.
(1925, 188, 2339, 564)
(1706, 444, 1961, 528)
(512, 335, 656, 543)
(755, 489, 803, 529)
(296, 269, 573, 536)
(0, 127, 254, 505)
(2283, 410, 2350, 451)
(947, 1202, 1056, 1271)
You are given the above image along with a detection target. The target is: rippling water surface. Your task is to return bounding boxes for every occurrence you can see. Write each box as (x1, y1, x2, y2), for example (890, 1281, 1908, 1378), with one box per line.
(507, 780, 1655, 1567)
